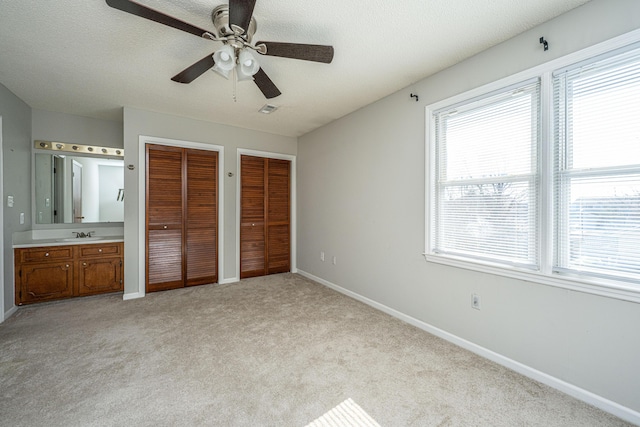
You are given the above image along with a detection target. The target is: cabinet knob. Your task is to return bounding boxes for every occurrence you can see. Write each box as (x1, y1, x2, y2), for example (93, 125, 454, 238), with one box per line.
(163, 225, 168, 229)
(65, 264, 70, 268)
(83, 262, 87, 267)
(98, 249, 103, 253)
(252, 223, 255, 226)
(45, 253, 49, 257)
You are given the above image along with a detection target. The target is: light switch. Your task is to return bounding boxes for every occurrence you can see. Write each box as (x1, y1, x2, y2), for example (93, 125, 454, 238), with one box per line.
(7, 195, 14, 208)
(20, 212, 25, 224)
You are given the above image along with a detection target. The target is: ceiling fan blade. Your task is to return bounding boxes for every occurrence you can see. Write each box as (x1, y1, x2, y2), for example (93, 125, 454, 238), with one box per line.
(256, 41, 334, 63)
(171, 53, 216, 84)
(229, 0, 257, 34)
(253, 68, 282, 99)
(105, 0, 209, 38)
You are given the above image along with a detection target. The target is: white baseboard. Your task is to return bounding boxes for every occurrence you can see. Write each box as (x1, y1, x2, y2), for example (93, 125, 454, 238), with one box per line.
(296, 269, 640, 426)
(122, 292, 144, 301)
(3, 305, 17, 321)
(122, 278, 238, 300)
(219, 272, 294, 284)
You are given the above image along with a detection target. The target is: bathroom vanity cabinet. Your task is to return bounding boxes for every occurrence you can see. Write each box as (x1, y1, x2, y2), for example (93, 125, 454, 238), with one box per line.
(15, 242, 123, 305)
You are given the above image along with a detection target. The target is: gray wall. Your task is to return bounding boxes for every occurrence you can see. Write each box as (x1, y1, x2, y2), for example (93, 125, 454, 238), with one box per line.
(297, 0, 640, 414)
(1, 83, 32, 315)
(122, 107, 297, 292)
(32, 109, 123, 148)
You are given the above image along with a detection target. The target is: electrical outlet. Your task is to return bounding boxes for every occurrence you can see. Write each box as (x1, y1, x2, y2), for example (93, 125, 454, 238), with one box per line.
(320, 251, 325, 262)
(471, 294, 481, 310)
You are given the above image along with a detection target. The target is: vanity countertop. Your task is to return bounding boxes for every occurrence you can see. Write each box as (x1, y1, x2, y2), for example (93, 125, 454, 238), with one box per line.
(13, 235, 124, 249)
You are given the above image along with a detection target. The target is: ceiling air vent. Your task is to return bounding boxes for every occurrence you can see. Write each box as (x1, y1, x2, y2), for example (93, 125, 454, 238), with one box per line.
(258, 104, 278, 114)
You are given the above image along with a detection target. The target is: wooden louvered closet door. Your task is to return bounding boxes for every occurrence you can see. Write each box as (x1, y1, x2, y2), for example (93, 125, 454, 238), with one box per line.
(146, 145, 184, 292)
(185, 149, 218, 287)
(240, 155, 290, 279)
(266, 159, 291, 275)
(146, 145, 218, 292)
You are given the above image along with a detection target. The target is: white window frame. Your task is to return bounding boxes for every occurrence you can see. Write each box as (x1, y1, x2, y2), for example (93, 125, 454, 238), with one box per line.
(425, 28, 640, 304)
(431, 78, 541, 270)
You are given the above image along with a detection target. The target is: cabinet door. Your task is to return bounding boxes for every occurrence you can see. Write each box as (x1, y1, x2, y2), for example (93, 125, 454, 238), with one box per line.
(78, 258, 123, 296)
(240, 155, 266, 278)
(185, 149, 218, 286)
(267, 159, 291, 274)
(18, 262, 74, 304)
(146, 145, 184, 292)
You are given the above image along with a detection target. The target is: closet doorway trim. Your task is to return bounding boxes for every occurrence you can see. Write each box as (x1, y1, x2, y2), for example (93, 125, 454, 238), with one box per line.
(138, 135, 224, 298)
(236, 148, 297, 281)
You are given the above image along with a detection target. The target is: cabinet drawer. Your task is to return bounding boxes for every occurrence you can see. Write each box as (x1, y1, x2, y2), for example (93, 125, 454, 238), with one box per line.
(18, 246, 74, 263)
(79, 243, 122, 258)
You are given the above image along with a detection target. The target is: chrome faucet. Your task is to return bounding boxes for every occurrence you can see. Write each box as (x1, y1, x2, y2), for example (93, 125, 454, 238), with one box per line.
(73, 231, 95, 238)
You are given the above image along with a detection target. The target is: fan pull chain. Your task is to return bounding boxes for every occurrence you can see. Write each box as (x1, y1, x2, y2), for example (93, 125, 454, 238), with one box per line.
(233, 67, 237, 103)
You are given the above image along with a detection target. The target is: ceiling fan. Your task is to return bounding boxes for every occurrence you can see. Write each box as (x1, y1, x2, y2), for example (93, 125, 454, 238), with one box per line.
(105, 0, 334, 99)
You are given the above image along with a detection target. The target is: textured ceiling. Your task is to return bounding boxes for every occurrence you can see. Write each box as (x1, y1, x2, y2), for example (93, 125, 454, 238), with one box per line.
(0, 0, 590, 137)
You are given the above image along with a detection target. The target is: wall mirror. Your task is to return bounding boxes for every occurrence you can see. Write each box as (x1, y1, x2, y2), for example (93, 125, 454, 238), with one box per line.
(33, 141, 124, 224)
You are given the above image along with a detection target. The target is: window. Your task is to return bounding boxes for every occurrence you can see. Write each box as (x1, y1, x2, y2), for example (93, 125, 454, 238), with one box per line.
(431, 80, 540, 269)
(553, 46, 640, 283)
(426, 36, 640, 299)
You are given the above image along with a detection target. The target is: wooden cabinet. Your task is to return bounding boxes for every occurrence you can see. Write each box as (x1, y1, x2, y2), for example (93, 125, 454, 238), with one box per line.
(15, 242, 123, 305)
(240, 155, 291, 279)
(19, 262, 74, 304)
(77, 243, 123, 296)
(146, 144, 218, 293)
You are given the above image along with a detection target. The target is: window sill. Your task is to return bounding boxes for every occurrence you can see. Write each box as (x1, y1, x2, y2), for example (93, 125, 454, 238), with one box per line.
(424, 253, 640, 304)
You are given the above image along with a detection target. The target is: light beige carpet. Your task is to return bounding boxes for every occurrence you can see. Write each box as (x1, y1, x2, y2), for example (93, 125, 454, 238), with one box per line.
(305, 398, 380, 427)
(0, 273, 632, 426)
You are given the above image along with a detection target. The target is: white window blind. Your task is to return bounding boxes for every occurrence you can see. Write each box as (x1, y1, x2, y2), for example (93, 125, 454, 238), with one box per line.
(553, 45, 640, 282)
(432, 80, 540, 269)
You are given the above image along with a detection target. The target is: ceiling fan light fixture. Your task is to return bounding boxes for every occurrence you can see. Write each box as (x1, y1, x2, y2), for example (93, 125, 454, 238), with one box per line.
(211, 65, 230, 79)
(212, 45, 236, 79)
(105, 0, 334, 99)
(236, 71, 253, 81)
(237, 48, 260, 81)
